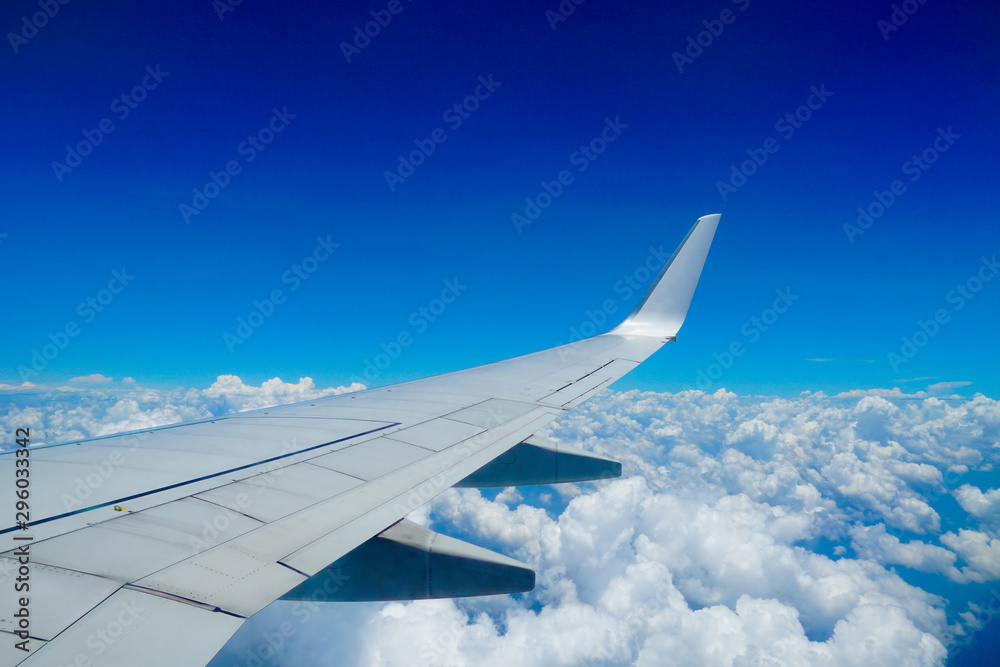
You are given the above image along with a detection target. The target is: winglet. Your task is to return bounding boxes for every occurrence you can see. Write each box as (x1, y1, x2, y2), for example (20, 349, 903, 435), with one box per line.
(612, 214, 720, 338)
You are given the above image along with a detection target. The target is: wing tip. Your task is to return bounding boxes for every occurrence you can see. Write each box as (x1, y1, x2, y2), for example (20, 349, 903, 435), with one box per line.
(612, 213, 720, 337)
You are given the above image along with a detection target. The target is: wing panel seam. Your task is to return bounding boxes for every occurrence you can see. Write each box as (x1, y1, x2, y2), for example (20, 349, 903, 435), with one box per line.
(0, 422, 399, 535)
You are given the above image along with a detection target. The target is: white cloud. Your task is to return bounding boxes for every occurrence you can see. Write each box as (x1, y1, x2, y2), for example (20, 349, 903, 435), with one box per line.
(0, 381, 39, 392)
(927, 381, 972, 394)
(0, 375, 365, 447)
(272, 473, 950, 666)
(6, 381, 998, 665)
(834, 388, 927, 399)
(954, 484, 1000, 529)
(202, 374, 365, 412)
(939, 530, 1000, 583)
(849, 523, 961, 580)
(386, 388, 996, 665)
(68, 373, 113, 383)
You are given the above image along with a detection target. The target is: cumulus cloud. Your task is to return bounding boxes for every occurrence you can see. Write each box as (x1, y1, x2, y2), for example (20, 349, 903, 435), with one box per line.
(927, 381, 973, 394)
(399, 389, 997, 665)
(251, 473, 951, 666)
(849, 523, 961, 580)
(68, 373, 113, 383)
(202, 388, 1000, 665)
(834, 388, 928, 399)
(6, 381, 998, 665)
(0, 381, 39, 392)
(954, 484, 1000, 528)
(939, 530, 1000, 583)
(202, 374, 365, 412)
(0, 375, 365, 446)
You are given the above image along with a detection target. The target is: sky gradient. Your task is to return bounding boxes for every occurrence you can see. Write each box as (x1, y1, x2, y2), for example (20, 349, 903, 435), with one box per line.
(1, 0, 997, 398)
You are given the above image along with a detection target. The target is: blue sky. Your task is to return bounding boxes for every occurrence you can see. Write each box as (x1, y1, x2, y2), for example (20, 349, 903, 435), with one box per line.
(2, 3, 1000, 663)
(2, 0, 998, 397)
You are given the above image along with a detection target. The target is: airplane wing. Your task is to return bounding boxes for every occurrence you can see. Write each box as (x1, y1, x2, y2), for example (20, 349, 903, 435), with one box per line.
(0, 214, 720, 666)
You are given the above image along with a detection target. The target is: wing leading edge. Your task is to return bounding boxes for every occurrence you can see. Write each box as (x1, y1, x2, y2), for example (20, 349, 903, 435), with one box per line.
(0, 214, 720, 666)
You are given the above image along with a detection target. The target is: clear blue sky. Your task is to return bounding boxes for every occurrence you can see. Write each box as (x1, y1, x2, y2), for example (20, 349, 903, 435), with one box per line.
(2, 0, 997, 397)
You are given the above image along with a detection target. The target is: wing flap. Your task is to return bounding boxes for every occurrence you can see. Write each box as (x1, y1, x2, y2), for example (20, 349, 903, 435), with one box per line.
(278, 409, 557, 577)
(133, 550, 305, 618)
(443, 398, 539, 428)
(24, 497, 264, 582)
(0, 561, 120, 641)
(19, 588, 244, 667)
(193, 463, 363, 523)
(380, 418, 485, 452)
(308, 438, 432, 480)
(0, 632, 44, 665)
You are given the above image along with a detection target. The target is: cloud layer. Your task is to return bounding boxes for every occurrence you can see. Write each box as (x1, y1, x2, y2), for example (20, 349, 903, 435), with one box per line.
(343, 388, 999, 666)
(4, 381, 998, 665)
(0, 375, 364, 446)
(214, 386, 1000, 665)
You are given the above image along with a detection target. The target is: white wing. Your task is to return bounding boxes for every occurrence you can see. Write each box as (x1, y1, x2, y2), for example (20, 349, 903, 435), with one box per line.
(0, 214, 719, 666)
